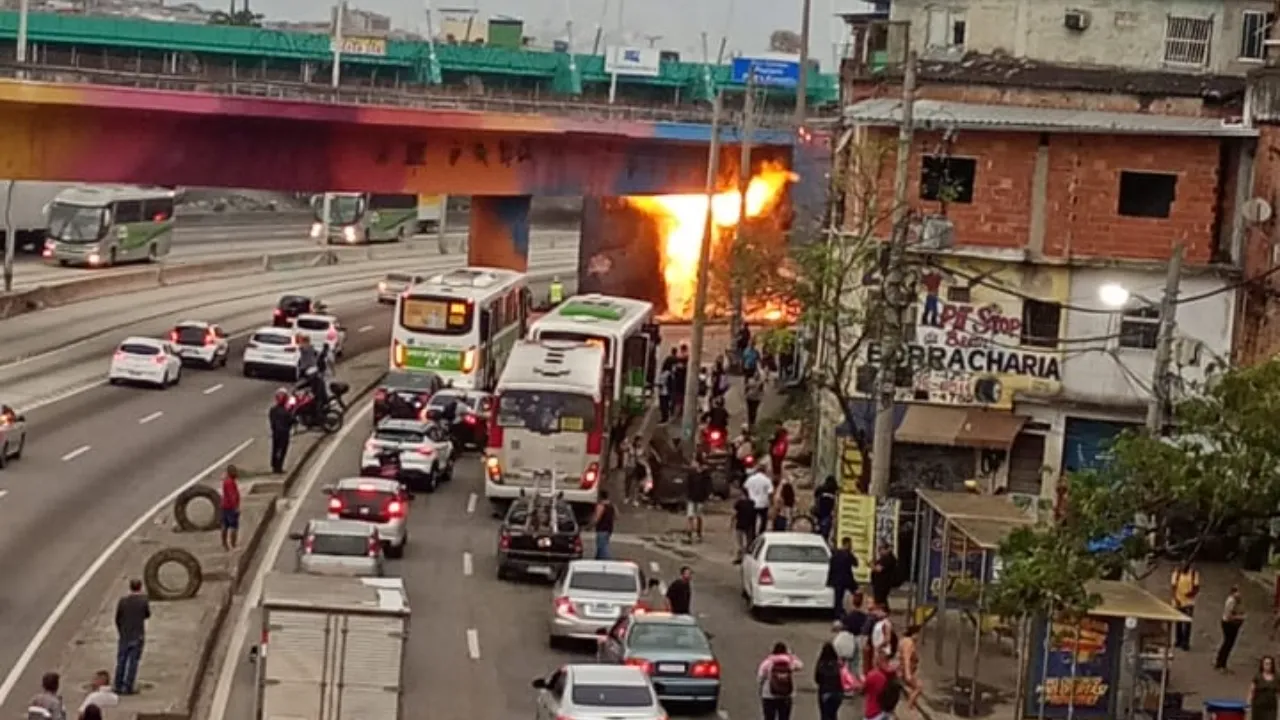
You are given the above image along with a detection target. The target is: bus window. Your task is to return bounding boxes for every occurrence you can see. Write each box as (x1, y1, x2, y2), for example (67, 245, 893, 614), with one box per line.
(369, 194, 417, 210)
(497, 390, 597, 434)
(400, 296, 473, 335)
(480, 309, 492, 342)
(517, 290, 528, 334)
(114, 200, 143, 224)
(143, 197, 174, 222)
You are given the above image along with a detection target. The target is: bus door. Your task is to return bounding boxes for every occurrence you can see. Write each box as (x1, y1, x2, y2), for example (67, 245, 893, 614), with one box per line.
(621, 333, 650, 415)
(642, 323, 661, 387)
(479, 308, 493, 388)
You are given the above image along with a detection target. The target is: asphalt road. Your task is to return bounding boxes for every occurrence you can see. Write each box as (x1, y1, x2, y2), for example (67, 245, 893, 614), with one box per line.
(0, 252, 578, 717)
(211, 411, 837, 720)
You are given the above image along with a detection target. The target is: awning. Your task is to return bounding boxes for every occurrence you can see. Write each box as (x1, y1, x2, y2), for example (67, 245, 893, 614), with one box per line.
(894, 406, 1028, 449)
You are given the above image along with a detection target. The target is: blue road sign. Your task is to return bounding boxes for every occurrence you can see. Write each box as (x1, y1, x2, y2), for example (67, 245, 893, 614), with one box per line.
(731, 57, 800, 88)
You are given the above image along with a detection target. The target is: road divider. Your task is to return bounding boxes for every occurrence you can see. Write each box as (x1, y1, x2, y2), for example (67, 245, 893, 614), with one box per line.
(53, 353, 388, 720)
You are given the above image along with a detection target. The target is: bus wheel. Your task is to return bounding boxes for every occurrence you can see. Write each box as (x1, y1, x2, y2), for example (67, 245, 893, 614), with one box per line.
(108, 248, 117, 266)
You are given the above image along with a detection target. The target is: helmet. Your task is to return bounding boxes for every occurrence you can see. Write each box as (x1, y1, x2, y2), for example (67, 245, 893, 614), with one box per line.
(274, 388, 289, 402)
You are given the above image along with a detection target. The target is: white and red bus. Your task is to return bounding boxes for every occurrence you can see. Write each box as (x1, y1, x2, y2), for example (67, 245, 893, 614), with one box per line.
(483, 339, 609, 512)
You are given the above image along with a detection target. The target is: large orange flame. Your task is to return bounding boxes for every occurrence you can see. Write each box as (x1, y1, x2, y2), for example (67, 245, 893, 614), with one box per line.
(626, 162, 795, 319)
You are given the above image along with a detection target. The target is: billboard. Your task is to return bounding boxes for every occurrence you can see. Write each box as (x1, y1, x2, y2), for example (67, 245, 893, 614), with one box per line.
(731, 56, 800, 88)
(606, 46, 662, 77)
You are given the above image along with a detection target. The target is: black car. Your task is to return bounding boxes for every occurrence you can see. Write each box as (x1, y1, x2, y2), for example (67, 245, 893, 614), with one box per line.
(373, 370, 446, 424)
(423, 388, 493, 450)
(496, 492, 583, 581)
(273, 294, 314, 327)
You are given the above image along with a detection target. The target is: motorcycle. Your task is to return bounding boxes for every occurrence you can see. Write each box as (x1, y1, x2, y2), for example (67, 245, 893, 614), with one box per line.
(699, 426, 732, 498)
(287, 387, 344, 434)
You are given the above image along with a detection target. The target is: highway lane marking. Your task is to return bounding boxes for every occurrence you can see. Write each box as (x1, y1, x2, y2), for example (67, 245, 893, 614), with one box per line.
(0, 490, 8, 500)
(463, 552, 473, 577)
(466, 492, 477, 515)
(60, 445, 91, 462)
(208, 401, 373, 720)
(0, 438, 254, 708)
(357, 324, 375, 333)
(466, 628, 481, 660)
(717, 711, 730, 719)
(203, 383, 224, 395)
(138, 411, 163, 424)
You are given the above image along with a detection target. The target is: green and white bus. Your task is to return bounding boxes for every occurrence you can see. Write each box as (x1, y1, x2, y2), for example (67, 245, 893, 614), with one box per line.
(43, 185, 176, 267)
(391, 267, 531, 390)
(527, 294, 659, 416)
(310, 192, 419, 244)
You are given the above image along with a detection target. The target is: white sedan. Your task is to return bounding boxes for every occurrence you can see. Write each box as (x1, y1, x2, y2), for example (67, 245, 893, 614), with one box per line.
(740, 532, 834, 616)
(293, 313, 346, 357)
(108, 337, 183, 388)
(242, 327, 304, 380)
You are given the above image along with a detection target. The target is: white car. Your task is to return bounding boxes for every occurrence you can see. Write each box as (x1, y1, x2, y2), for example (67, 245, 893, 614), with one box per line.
(323, 477, 409, 558)
(377, 272, 424, 304)
(360, 418, 455, 493)
(293, 313, 346, 357)
(549, 560, 644, 646)
(242, 327, 304, 380)
(168, 321, 230, 368)
(740, 532, 834, 616)
(0, 403, 27, 469)
(108, 337, 183, 388)
(532, 664, 666, 720)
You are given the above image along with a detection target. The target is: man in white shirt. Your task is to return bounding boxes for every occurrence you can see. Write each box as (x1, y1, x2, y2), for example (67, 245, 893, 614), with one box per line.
(79, 671, 118, 717)
(742, 466, 774, 535)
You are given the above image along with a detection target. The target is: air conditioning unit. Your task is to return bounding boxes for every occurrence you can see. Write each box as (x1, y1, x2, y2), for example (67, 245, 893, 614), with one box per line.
(1064, 9, 1091, 31)
(914, 215, 955, 250)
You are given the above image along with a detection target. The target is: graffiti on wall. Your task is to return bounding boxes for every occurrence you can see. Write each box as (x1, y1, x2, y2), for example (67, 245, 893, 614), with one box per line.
(857, 259, 1068, 409)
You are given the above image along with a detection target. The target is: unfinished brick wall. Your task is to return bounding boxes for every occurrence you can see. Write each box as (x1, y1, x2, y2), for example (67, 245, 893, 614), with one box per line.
(1235, 125, 1280, 365)
(853, 128, 1222, 264)
(846, 80, 1229, 117)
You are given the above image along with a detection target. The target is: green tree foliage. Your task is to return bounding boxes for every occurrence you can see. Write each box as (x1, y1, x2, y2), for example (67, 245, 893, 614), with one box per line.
(989, 360, 1280, 616)
(209, 9, 264, 26)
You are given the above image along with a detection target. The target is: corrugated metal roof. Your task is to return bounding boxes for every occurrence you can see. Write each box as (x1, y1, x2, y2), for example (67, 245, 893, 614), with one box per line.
(843, 98, 1257, 137)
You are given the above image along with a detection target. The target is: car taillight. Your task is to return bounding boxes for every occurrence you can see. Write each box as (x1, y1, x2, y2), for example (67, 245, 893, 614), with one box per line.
(758, 567, 774, 585)
(498, 531, 511, 550)
(302, 535, 315, 554)
(580, 462, 600, 490)
(485, 456, 502, 483)
(463, 414, 477, 425)
(415, 447, 435, 457)
(386, 500, 404, 517)
(365, 440, 378, 452)
(206, 331, 217, 346)
(273, 309, 283, 317)
(461, 348, 476, 373)
(327, 497, 343, 513)
(709, 429, 723, 443)
(553, 597, 576, 616)
(374, 389, 387, 403)
(153, 355, 167, 365)
(691, 660, 720, 678)
(368, 535, 380, 557)
(326, 328, 338, 342)
(392, 340, 406, 368)
(572, 535, 583, 554)
(624, 658, 653, 674)
(114, 351, 126, 360)
(168, 330, 179, 342)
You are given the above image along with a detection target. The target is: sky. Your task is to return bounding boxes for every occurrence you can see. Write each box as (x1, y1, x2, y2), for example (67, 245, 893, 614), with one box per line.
(247, 0, 871, 72)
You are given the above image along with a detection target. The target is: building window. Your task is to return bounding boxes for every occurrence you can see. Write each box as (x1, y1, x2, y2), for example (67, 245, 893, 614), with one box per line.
(1241, 10, 1275, 60)
(1164, 16, 1213, 66)
(946, 285, 971, 303)
(925, 9, 966, 50)
(1117, 171, 1177, 218)
(1119, 306, 1160, 349)
(1021, 300, 1062, 348)
(920, 156, 976, 204)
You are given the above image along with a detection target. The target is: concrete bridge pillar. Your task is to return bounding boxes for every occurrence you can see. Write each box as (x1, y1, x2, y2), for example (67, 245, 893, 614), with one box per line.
(467, 195, 531, 272)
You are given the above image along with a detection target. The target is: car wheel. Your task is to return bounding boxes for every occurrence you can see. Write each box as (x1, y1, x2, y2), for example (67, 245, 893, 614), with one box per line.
(441, 461, 454, 482)
(692, 701, 718, 716)
(159, 371, 170, 389)
(108, 377, 120, 386)
(496, 564, 510, 580)
(0, 443, 7, 469)
(242, 365, 253, 378)
(173, 367, 182, 385)
(219, 351, 229, 368)
(12, 434, 23, 460)
(424, 468, 438, 493)
(385, 542, 405, 559)
(548, 634, 563, 650)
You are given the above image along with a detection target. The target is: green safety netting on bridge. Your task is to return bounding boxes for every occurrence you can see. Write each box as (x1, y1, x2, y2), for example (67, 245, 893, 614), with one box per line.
(0, 10, 838, 104)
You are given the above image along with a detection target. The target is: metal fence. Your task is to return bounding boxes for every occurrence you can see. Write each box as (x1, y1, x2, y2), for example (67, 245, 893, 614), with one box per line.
(0, 61, 837, 128)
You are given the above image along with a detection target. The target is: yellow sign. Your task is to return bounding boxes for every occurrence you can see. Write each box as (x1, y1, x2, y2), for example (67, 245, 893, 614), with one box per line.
(331, 36, 387, 56)
(838, 439, 863, 493)
(836, 494, 876, 583)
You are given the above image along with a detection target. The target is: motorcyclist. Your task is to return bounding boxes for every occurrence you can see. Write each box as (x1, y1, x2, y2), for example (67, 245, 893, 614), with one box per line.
(701, 396, 729, 433)
(731, 423, 755, 484)
(293, 366, 329, 426)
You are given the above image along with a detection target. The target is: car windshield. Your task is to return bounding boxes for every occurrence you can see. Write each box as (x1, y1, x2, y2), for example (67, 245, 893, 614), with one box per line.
(571, 684, 654, 708)
(386, 273, 415, 283)
(120, 343, 159, 356)
(375, 429, 426, 444)
(296, 318, 331, 331)
(765, 544, 830, 564)
(252, 333, 292, 346)
(278, 296, 310, 311)
(47, 202, 107, 242)
(310, 533, 370, 556)
(628, 623, 711, 653)
(174, 326, 208, 344)
(429, 391, 474, 410)
(569, 571, 639, 594)
(384, 371, 439, 392)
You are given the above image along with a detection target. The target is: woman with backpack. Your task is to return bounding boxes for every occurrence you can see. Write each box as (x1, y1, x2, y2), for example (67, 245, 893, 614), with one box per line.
(813, 642, 845, 720)
(756, 641, 803, 720)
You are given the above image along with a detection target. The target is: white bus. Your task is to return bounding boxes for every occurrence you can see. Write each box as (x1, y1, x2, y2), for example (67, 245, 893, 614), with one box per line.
(310, 192, 419, 244)
(484, 339, 608, 509)
(44, 185, 177, 267)
(527, 294, 659, 418)
(391, 267, 530, 389)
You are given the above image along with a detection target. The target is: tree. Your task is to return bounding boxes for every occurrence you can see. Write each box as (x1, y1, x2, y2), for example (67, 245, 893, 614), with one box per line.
(208, 9, 263, 26)
(769, 30, 803, 54)
(989, 360, 1280, 617)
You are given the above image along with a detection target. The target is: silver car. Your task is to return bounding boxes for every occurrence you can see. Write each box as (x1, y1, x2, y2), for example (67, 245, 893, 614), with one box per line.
(377, 272, 424, 304)
(549, 560, 644, 646)
(0, 404, 26, 469)
(360, 418, 455, 493)
(290, 519, 385, 577)
(323, 477, 410, 558)
(532, 664, 665, 720)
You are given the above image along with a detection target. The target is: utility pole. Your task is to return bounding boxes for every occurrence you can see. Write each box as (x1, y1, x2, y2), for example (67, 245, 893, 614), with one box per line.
(729, 71, 757, 354)
(16, 0, 29, 77)
(1147, 243, 1185, 434)
(794, 0, 811, 125)
(3, 181, 14, 293)
(867, 50, 917, 498)
(320, 1, 345, 247)
(680, 92, 725, 456)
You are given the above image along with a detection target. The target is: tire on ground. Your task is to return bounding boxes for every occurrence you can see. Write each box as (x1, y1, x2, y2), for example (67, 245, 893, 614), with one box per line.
(143, 547, 204, 600)
(174, 485, 222, 532)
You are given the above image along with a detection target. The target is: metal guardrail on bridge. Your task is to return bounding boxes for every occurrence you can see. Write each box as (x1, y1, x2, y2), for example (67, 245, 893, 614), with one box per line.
(0, 63, 838, 130)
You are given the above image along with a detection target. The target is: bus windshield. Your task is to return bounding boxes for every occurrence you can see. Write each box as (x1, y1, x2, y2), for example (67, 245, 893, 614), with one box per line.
(313, 195, 362, 225)
(537, 331, 614, 368)
(497, 390, 597, 433)
(48, 203, 107, 243)
(400, 295, 474, 336)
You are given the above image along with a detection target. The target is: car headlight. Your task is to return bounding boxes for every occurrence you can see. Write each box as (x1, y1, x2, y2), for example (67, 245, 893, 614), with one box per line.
(310, 223, 323, 238)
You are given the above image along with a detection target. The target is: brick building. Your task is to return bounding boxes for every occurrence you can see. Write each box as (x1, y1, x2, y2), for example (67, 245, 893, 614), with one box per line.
(817, 21, 1253, 501)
